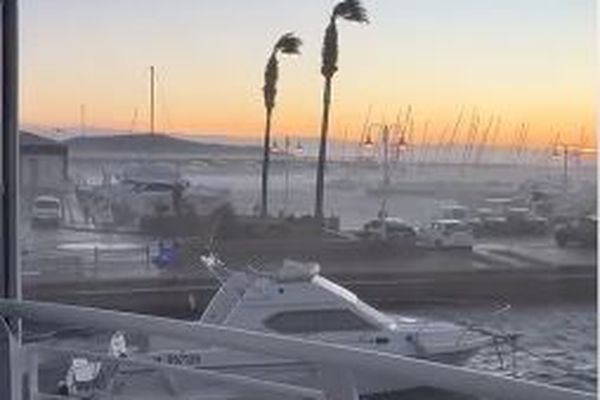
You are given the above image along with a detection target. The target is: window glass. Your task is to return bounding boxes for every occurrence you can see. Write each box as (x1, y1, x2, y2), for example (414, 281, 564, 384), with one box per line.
(12, 1, 598, 399)
(264, 309, 376, 334)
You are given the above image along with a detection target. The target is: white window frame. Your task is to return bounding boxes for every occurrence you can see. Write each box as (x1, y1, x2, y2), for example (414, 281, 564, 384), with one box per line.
(2, 1, 21, 399)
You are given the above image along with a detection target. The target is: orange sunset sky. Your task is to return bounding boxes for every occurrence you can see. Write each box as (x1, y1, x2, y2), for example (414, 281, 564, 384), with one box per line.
(20, 0, 596, 148)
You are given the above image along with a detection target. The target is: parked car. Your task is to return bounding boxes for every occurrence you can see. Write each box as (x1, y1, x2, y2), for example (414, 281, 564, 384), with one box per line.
(32, 195, 62, 228)
(505, 207, 548, 235)
(470, 208, 507, 235)
(439, 205, 470, 221)
(418, 219, 474, 250)
(554, 215, 597, 248)
(359, 217, 417, 247)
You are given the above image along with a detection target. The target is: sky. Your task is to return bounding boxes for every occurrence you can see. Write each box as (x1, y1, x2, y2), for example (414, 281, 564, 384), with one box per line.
(20, 0, 596, 148)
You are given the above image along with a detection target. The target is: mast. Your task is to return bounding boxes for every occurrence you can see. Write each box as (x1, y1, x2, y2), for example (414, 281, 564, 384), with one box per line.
(79, 104, 86, 137)
(418, 120, 430, 165)
(341, 128, 348, 162)
(284, 136, 291, 213)
(359, 106, 372, 161)
(474, 115, 495, 165)
(150, 65, 155, 135)
(129, 107, 139, 133)
(445, 106, 464, 164)
(382, 125, 390, 187)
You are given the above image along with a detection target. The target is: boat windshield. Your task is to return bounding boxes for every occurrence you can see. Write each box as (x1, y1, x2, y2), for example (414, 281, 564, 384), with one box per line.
(264, 308, 377, 334)
(314, 276, 396, 330)
(353, 298, 398, 330)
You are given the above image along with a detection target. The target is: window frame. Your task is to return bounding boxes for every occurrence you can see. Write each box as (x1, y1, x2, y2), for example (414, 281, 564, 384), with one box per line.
(2, 1, 21, 399)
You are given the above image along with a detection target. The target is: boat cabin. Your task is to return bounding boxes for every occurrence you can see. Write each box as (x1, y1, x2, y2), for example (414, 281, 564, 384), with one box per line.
(200, 260, 396, 335)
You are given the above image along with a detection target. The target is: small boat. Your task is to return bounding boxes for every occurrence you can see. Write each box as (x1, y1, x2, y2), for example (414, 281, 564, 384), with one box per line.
(201, 258, 489, 361)
(57, 257, 496, 397)
(141, 257, 493, 395)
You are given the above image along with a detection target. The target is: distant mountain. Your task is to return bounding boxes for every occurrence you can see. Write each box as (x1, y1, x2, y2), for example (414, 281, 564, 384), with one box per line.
(64, 133, 261, 156)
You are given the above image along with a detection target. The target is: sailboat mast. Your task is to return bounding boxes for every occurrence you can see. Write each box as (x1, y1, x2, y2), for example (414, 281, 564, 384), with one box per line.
(79, 103, 86, 137)
(150, 65, 155, 135)
(284, 136, 291, 213)
(382, 125, 390, 187)
(341, 128, 348, 162)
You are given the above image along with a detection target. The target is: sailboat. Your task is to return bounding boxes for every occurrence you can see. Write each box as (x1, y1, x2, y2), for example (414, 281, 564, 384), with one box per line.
(94, 67, 230, 226)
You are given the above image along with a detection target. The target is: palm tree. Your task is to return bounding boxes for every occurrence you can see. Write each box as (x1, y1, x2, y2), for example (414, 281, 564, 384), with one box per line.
(314, 0, 368, 221)
(261, 32, 302, 218)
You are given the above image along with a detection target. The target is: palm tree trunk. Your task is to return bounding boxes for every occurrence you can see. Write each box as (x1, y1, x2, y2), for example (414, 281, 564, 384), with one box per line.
(261, 107, 273, 218)
(314, 76, 333, 222)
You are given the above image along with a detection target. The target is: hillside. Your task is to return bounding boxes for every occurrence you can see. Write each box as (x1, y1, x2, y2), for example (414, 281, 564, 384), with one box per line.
(64, 133, 261, 156)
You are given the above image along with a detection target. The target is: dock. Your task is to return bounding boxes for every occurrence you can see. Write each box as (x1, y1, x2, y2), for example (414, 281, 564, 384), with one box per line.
(22, 235, 596, 319)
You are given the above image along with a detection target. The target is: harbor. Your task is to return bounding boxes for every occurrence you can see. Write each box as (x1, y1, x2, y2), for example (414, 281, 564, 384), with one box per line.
(5, 0, 597, 398)
(16, 123, 597, 399)
(23, 234, 595, 313)
(15, 130, 596, 398)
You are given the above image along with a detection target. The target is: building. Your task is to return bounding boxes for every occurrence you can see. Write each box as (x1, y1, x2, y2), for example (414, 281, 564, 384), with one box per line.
(20, 131, 69, 202)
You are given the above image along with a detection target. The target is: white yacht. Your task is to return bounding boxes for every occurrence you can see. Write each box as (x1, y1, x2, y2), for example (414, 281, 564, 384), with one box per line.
(203, 259, 487, 359)
(136, 258, 493, 395)
(57, 257, 495, 397)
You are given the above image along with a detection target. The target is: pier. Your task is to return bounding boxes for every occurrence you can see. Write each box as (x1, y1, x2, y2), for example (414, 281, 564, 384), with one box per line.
(23, 235, 595, 319)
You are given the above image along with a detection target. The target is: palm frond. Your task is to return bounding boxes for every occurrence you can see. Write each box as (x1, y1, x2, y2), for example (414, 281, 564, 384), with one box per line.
(321, 22, 338, 78)
(333, 0, 369, 23)
(263, 33, 302, 110)
(274, 32, 302, 55)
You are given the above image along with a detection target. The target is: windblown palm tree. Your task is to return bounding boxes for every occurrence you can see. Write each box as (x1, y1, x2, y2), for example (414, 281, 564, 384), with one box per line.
(261, 32, 302, 218)
(314, 0, 368, 221)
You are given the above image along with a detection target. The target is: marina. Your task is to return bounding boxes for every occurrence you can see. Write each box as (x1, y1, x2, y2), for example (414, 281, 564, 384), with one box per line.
(1, 0, 596, 399)
(16, 124, 596, 399)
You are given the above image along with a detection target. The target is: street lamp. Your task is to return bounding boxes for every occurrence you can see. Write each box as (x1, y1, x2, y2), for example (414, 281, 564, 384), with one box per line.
(396, 134, 408, 153)
(552, 143, 577, 193)
(294, 140, 304, 156)
(270, 139, 280, 154)
(362, 133, 374, 149)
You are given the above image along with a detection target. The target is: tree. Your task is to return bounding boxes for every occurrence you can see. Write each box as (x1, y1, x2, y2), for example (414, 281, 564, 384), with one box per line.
(261, 32, 302, 218)
(314, 0, 368, 221)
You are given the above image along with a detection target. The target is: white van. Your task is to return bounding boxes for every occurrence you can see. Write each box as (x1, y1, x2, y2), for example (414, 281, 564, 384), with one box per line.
(32, 195, 62, 228)
(418, 219, 474, 249)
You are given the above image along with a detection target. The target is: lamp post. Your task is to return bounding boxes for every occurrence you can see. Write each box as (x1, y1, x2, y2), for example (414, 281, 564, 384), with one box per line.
(553, 142, 598, 195)
(552, 143, 580, 194)
(365, 123, 407, 187)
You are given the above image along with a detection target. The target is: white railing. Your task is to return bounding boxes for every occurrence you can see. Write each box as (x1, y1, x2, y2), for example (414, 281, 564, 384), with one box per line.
(0, 300, 595, 400)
